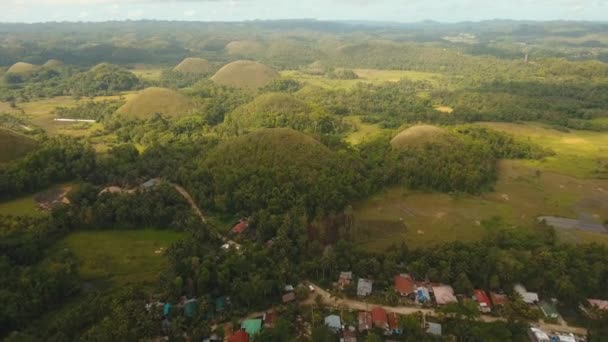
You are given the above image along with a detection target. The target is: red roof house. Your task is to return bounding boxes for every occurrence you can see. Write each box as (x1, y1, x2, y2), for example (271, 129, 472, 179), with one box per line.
(228, 330, 249, 342)
(371, 307, 388, 330)
(231, 220, 248, 234)
(394, 274, 415, 296)
(387, 312, 399, 330)
(490, 292, 508, 307)
(358, 311, 372, 331)
(473, 289, 492, 313)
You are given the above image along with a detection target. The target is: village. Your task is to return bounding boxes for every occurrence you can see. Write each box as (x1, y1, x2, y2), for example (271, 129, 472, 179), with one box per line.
(143, 219, 604, 342)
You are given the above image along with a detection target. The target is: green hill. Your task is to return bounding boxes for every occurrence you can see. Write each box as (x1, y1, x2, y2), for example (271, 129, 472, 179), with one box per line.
(116, 87, 195, 119)
(211, 60, 278, 89)
(43, 59, 63, 68)
(202, 128, 359, 214)
(390, 125, 450, 149)
(6, 62, 40, 75)
(0, 128, 37, 163)
(225, 93, 314, 132)
(174, 57, 212, 75)
(225, 40, 264, 56)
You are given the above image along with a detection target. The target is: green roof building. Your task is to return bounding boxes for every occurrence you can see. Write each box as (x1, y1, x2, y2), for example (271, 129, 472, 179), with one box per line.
(241, 319, 263, 335)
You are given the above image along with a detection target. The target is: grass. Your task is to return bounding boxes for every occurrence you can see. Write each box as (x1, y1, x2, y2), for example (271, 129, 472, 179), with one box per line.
(174, 58, 212, 74)
(281, 69, 444, 90)
(477, 122, 608, 178)
(56, 229, 183, 287)
(212, 60, 278, 89)
(131, 68, 164, 81)
(0, 127, 37, 163)
(15, 93, 136, 137)
(117, 87, 194, 119)
(0, 194, 45, 217)
(353, 159, 608, 251)
(343, 116, 388, 145)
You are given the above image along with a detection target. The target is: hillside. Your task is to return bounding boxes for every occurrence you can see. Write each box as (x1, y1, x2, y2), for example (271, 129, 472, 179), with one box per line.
(116, 87, 195, 119)
(211, 60, 278, 89)
(173, 57, 212, 75)
(225, 93, 313, 132)
(43, 59, 63, 68)
(6, 62, 40, 75)
(225, 40, 264, 56)
(0, 128, 37, 163)
(390, 125, 450, 149)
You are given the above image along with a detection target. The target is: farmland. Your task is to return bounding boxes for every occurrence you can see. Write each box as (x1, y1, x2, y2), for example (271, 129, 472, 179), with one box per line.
(353, 123, 608, 251)
(54, 229, 183, 287)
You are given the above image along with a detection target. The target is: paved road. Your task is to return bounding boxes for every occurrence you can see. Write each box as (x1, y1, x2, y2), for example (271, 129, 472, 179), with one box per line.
(306, 283, 587, 336)
(171, 183, 207, 223)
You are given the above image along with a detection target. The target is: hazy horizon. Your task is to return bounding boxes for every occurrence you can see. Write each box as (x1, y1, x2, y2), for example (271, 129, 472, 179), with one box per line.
(1, 0, 607, 24)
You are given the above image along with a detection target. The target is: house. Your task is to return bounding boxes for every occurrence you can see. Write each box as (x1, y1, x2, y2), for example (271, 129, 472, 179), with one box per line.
(514, 284, 539, 304)
(432, 285, 457, 305)
(539, 300, 559, 319)
(490, 292, 508, 307)
(282, 292, 296, 304)
(528, 327, 550, 342)
(473, 289, 492, 313)
(554, 333, 576, 342)
(241, 319, 262, 336)
(371, 307, 389, 330)
(426, 322, 442, 336)
(338, 272, 353, 289)
(263, 311, 276, 329)
(284, 285, 294, 292)
(342, 329, 357, 342)
(394, 274, 416, 297)
(416, 286, 431, 304)
(588, 299, 608, 311)
(387, 312, 402, 334)
(142, 178, 161, 189)
(228, 330, 249, 342)
(231, 219, 248, 234)
(183, 298, 198, 318)
(325, 315, 342, 333)
(358, 311, 372, 331)
(357, 278, 373, 297)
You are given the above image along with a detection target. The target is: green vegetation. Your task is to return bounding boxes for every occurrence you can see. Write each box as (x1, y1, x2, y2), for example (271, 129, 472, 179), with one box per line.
(0, 128, 37, 163)
(225, 40, 264, 56)
(173, 57, 212, 75)
(116, 87, 194, 119)
(390, 124, 448, 148)
(42, 59, 63, 68)
(212, 60, 279, 89)
(56, 229, 183, 286)
(0, 194, 44, 217)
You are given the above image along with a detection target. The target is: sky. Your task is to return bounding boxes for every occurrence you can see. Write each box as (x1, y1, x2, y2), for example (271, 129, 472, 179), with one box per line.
(0, 0, 607, 23)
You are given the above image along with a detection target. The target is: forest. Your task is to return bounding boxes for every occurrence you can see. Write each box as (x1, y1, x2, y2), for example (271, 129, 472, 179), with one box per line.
(1, 19, 608, 341)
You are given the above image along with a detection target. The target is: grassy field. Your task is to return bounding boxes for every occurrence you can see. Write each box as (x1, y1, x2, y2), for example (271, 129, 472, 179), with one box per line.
(131, 68, 164, 81)
(281, 69, 445, 90)
(0, 194, 46, 217)
(56, 229, 183, 287)
(353, 122, 608, 251)
(343, 116, 389, 145)
(478, 122, 608, 178)
(12, 93, 136, 138)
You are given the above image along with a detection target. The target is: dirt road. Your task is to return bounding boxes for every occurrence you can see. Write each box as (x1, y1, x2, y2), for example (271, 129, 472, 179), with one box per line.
(306, 283, 587, 336)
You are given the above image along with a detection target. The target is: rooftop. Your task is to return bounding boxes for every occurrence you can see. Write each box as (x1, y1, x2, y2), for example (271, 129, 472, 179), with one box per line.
(357, 278, 373, 297)
(432, 285, 457, 305)
(395, 274, 415, 295)
(241, 319, 262, 335)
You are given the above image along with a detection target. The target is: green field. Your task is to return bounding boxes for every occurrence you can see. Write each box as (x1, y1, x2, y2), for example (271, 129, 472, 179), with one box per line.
(353, 123, 608, 251)
(343, 115, 389, 145)
(281, 68, 444, 90)
(478, 122, 608, 178)
(56, 229, 183, 287)
(0, 194, 45, 217)
(131, 67, 164, 81)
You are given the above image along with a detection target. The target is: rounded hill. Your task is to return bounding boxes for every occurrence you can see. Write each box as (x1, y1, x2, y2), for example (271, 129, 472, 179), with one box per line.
(43, 59, 63, 68)
(6, 62, 40, 75)
(211, 60, 278, 89)
(225, 93, 312, 131)
(0, 128, 37, 163)
(174, 57, 212, 75)
(225, 40, 264, 56)
(202, 128, 360, 215)
(390, 125, 450, 149)
(116, 87, 195, 119)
